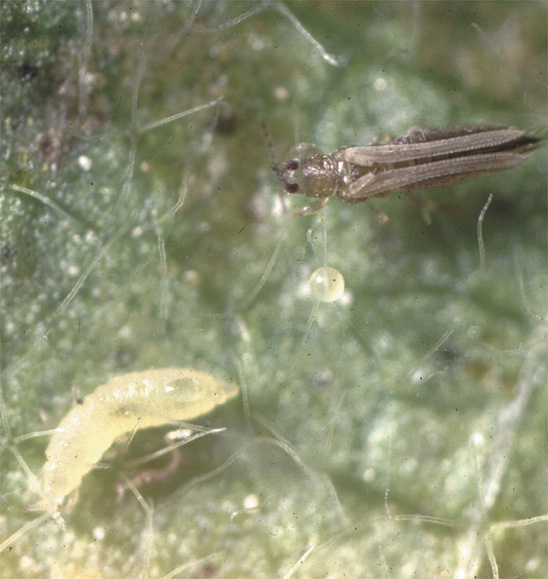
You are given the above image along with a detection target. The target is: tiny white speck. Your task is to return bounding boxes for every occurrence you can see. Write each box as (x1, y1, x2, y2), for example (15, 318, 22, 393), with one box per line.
(118, 325, 133, 339)
(363, 468, 375, 482)
(526, 556, 541, 572)
(274, 86, 289, 101)
(374, 77, 387, 90)
(78, 155, 92, 171)
(410, 369, 425, 383)
(243, 494, 259, 510)
(471, 432, 485, 446)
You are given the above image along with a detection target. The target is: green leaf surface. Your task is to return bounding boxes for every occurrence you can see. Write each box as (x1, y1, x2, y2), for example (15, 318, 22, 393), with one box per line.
(1, 1, 546, 577)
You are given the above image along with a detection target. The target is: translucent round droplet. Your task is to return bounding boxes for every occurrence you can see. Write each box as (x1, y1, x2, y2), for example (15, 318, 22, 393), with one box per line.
(309, 266, 345, 303)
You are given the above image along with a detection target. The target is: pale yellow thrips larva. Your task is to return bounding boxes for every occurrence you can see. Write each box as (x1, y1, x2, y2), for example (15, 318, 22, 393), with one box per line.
(36, 368, 239, 516)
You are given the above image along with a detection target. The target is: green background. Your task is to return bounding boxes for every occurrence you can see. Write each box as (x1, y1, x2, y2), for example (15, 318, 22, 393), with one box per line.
(1, 1, 546, 577)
